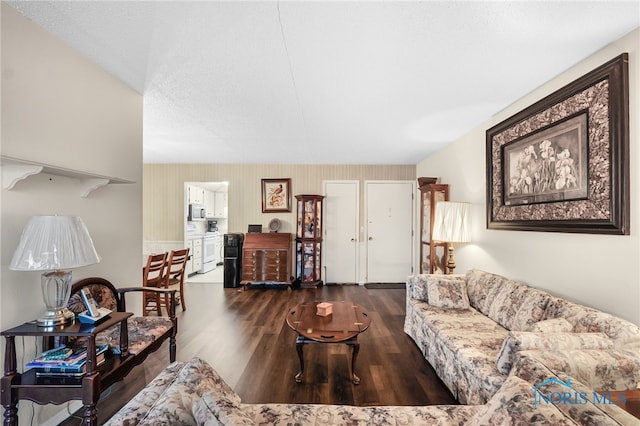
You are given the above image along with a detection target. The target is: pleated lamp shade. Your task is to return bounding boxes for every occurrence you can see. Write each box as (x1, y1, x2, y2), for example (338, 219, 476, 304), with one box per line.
(10, 215, 100, 271)
(10, 215, 100, 326)
(432, 202, 471, 244)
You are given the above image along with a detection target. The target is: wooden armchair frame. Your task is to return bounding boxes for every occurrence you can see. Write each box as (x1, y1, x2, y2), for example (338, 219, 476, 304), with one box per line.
(70, 277, 178, 364)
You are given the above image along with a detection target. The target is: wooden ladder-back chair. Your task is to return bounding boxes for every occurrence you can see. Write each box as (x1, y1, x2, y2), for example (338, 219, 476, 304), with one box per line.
(164, 248, 190, 312)
(142, 252, 168, 316)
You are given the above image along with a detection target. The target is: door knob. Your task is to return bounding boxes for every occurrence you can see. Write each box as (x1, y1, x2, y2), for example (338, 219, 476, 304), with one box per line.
(350, 238, 356, 242)
(368, 236, 373, 240)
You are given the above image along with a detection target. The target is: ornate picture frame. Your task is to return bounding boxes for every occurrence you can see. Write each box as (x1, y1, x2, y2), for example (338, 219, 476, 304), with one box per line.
(262, 178, 292, 213)
(486, 53, 629, 234)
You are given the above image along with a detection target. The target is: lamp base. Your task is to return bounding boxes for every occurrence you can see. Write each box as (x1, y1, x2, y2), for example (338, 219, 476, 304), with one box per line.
(36, 307, 75, 327)
(38, 270, 75, 327)
(446, 243, 456, 274)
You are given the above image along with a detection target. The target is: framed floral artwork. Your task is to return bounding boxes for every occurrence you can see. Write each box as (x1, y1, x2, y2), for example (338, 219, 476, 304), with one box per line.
(262, 178, 291, 213)
(486, 53, 629, 234)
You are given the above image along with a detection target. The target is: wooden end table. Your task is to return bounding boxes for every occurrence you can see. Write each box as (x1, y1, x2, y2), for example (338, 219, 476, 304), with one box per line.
(1, 312, 131, 425)
(286, 301, 371, 384)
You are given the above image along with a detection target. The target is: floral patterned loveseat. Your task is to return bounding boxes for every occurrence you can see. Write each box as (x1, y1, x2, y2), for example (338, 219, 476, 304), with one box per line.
(403, 269, 640, 406)
(104, 356, 639, 425)
(67, 277, 178, 364)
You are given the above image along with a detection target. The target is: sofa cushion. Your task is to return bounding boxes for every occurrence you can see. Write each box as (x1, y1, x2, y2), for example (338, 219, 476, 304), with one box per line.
(496, 331, 614, 374)
(528, 318, 574, 333)
(97, 316, 174, 355)
(573, 311, 640, 348)
(509, 288, 551, 331)
(467, 374, 575, 425)
(407, 274, 430, 302)
(193, 391, 254, 425)
(465, 269, 507, 314)
(427, 275, 470, 309)
(465, 270, 553, 331)
(405, 301, 508, 403)
(544, 296, 640, 347)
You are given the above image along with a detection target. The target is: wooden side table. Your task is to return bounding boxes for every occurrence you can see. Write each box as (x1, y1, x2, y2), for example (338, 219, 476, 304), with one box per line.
(1, 312, 131, 425)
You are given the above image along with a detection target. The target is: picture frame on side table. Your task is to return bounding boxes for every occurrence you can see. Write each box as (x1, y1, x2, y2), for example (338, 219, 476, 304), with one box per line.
(262, 178, 292, 213)
(486, 53, 629, 235)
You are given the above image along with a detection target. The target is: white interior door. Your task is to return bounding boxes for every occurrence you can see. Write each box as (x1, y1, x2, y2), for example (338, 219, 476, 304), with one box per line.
(323, 181, 359, 284)
(365, 181, 414, 282)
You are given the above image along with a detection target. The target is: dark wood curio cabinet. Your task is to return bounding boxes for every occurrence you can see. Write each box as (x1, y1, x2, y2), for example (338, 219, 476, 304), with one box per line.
(295, 194, 324, 288)
(419, 181, 449, 274)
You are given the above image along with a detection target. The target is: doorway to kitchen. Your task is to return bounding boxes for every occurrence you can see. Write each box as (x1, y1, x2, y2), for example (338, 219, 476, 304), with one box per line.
(184, 181, 228, 284)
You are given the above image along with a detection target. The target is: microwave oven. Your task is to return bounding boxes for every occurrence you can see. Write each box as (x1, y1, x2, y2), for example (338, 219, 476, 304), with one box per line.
(188, 203, 206, 221)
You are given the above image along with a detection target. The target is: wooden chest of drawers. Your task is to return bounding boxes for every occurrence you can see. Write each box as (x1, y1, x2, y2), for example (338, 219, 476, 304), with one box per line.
(241, 233, 292, 287)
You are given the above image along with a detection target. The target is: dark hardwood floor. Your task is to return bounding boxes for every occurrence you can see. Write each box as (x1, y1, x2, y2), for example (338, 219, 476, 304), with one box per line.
(60, 283, 456, 425)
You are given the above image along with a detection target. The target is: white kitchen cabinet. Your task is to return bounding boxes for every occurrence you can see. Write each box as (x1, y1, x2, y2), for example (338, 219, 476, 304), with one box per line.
(204, 190, 215, 218)
(192, 238, 203, 272)
(187, 185, 205, 204)
(185, 237, 203, 275)
(186, 240, 194, 275)
(214, 192, 227, 217)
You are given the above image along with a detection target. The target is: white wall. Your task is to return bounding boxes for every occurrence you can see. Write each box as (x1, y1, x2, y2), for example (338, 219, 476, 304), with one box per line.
(1, 4, 143, 423)
(417, 28, 639, 324)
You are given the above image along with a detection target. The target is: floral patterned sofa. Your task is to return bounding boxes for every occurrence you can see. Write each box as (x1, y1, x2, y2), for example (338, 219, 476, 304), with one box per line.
(104, 356, 640, 425)
(403, 269, 640, 406)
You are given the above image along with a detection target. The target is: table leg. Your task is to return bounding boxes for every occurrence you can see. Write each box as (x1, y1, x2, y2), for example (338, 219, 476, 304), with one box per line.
(2, 336, 18, 425)
(295, 337, 304, 383)
(350, 340, 360, 385)
(82, 366, 100, 425)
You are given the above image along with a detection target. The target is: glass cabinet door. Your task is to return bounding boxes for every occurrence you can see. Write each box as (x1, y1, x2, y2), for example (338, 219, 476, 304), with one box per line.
(295, 194, 324, 287)
(419, 183, 449, 274)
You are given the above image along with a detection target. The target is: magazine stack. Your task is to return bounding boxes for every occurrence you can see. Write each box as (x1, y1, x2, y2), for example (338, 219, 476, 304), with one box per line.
(26, 344, 109, 378)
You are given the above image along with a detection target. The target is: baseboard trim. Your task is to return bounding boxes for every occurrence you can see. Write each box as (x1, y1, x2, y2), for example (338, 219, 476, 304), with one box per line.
(364, 283, 405, 289)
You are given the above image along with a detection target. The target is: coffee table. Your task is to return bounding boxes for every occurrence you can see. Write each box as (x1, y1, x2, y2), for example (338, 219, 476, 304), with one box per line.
(286, 301, 371, 384)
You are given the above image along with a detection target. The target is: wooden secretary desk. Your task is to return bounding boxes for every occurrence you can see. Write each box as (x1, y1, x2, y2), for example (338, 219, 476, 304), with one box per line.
(241, 232, 292, 289)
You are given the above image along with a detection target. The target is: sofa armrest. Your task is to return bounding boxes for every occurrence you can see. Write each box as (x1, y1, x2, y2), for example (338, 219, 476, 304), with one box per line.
(517, 348, 640, 392)
(194, 392, 255, 425)
(496, 332, 614, 374)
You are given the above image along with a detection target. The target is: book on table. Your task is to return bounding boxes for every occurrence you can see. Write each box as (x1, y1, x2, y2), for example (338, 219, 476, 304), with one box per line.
(27, 344, 109, 376)
(34, 357, 107, 377)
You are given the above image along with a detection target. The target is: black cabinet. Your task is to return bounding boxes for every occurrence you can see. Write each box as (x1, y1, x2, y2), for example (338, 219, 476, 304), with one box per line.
(223, 233, 244, 288)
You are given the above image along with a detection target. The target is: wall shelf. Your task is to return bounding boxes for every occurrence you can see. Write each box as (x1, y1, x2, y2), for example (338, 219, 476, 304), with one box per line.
(1, 155, 135, 197)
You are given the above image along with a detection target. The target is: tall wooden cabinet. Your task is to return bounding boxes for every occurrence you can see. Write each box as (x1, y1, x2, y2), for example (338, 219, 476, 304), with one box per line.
(295, 195, 324, 288)
(241, 233, 292, 288)
(419, 182, 449, 274)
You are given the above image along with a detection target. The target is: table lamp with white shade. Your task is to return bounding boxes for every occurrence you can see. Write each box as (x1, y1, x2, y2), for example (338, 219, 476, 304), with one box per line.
(431, 202, 471, 274)
(10, 215, 101, 327)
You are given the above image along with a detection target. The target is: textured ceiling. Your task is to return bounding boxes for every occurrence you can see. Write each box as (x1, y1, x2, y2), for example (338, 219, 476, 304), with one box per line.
(7, 1, 639, 165)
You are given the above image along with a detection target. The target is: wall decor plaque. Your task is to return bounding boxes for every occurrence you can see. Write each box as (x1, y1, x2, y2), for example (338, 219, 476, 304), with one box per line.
(486, 53, 629, 235)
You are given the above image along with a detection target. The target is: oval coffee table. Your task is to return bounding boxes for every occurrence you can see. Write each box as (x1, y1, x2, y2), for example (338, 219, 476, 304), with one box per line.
(286, 301, 371, 384)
